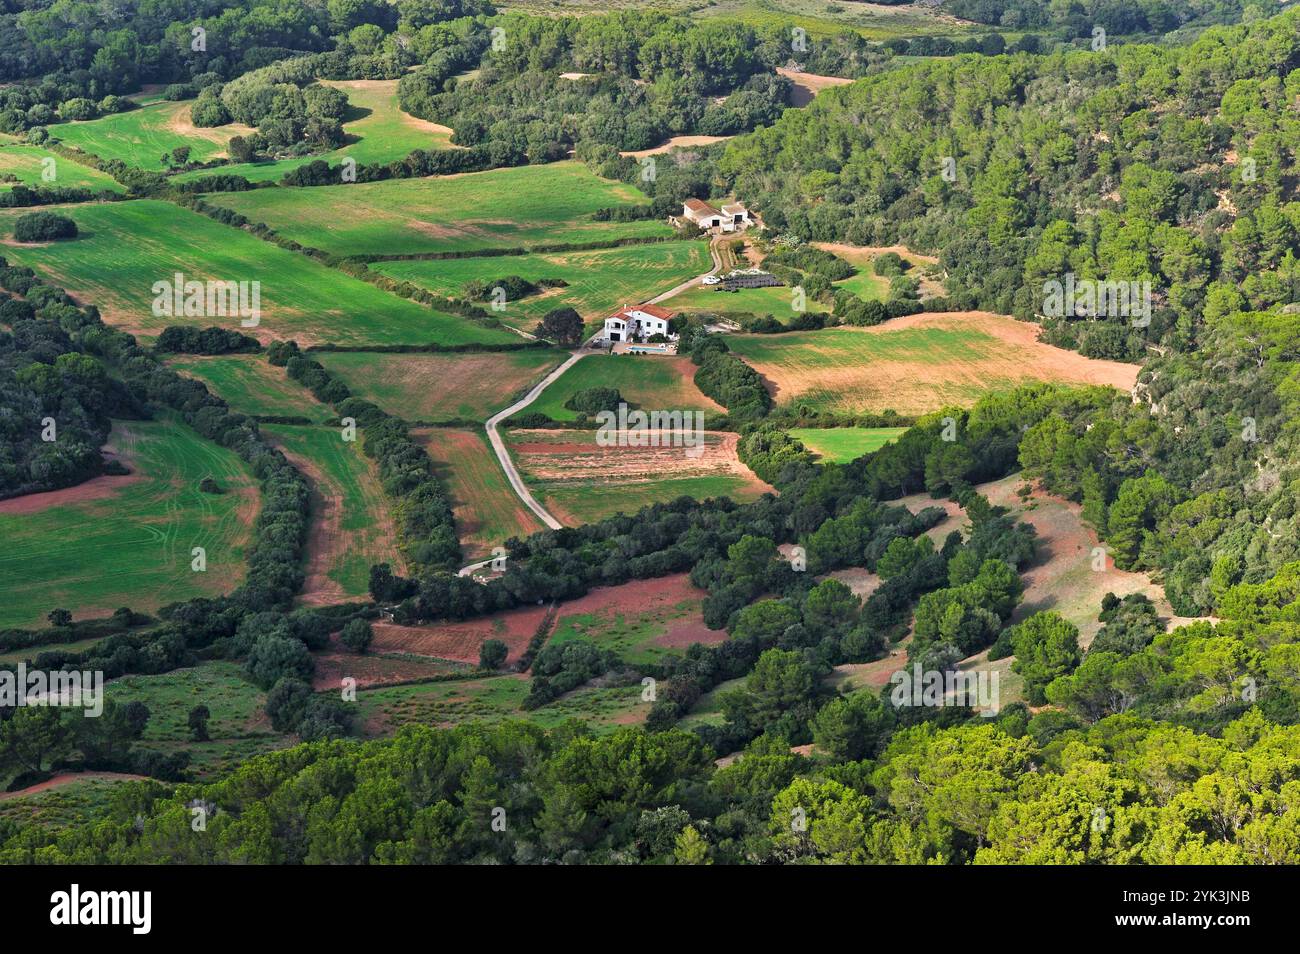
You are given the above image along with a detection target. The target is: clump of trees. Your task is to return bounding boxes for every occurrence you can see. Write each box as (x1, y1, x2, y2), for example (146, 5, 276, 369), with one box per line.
(564, 387, 624, 415)
(688, 332, 770, 422)
(13, 211, 77, 241)
(155, 326, 261, 355)
(535, 307, 584, 346)
(524, 639, 618, 709)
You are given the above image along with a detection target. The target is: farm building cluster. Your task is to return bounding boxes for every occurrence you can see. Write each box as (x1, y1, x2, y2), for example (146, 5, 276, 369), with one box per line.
(675, 199, 753, 233)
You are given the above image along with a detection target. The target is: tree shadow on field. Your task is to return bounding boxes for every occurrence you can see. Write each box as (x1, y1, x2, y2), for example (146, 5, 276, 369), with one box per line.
(341, 103, 372, 125)
(1008, 535, 1059, 622)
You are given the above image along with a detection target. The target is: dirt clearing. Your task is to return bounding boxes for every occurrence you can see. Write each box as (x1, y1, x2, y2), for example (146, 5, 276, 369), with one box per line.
(777, 67, 854, 107)
(621, 135, 733, 158)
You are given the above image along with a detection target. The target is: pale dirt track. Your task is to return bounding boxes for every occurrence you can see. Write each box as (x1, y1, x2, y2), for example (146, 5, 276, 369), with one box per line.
(484, 351, 587, 532)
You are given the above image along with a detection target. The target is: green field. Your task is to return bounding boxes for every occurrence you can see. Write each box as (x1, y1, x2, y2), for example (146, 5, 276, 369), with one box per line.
(835, 270, 888, 301)
(696, 0, 984, 38)
(788, 427, 907, 463)
(166, 354, 331, 423)
(815, 243, 934, 301)
(207, 161, 673, 256)
(663, 281, 830, 316)
(528, 354, 721, 422)
(105, 661, 286, 777)
(548, 599, 707, 667)
(318, 349, 565, 423)
(359, 673, 648, 734)
(0, 200, 514, 347)
(417, 428, 544, 558)
(175, 79, 457, 184)
(0, 418, 259, 629)
(52, 99, 253, 171)
(0, 145, 123, 193)
(372, 240, 709, 332)
(543, 474, 767, 525)
(497, 0, 979, 39)
(260, 424, 405, 599)
(675, 675, 745, 729)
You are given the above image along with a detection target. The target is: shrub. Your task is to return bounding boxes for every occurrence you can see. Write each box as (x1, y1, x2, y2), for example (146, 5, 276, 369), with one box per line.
(340, 618, 373, 654)
(479, 638, 508, 669)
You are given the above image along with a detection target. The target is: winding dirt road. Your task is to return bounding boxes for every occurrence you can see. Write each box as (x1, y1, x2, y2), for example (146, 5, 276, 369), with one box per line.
(483, 350, 588, 532)
(464, 234, 728, 573)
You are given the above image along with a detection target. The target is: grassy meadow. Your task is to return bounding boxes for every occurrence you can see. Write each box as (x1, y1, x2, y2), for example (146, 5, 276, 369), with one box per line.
(359, 674, 649, 735)
(416, 428, 545, 557)
(0, 418, 259, 629)
(317, 349, 565, 423)
(726, 315, 1140, 415)
(0, 775, 140, 830)
(663, 281, 830, 316)
(528, 354, 722, 422)
(787, 427, 907, 463)
(175, 79, 457, 184)
(0, 144, 123, 192)
(207, 162, 672, 256)
(372, 239, 709, 332)
(166, 354, 332, 423)
(104, 662, 286, 778)
(0, 200, 515, 347)
(51, 99, 254, 170)
(547, 599, 708, 667)
(260, 424, 406, 600)
(496, 0, 979, 39)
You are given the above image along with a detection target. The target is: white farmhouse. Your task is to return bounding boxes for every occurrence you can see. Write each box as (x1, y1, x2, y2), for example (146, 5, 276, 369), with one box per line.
(681, 198, 724, 229)
(679, 198, 752, 233)
(720, 202, 751, 230)
(603, 304, 677, 343)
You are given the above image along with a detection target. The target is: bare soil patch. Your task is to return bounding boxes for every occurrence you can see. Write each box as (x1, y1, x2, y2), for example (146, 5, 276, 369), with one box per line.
(161, 101, 255, 155)
(0, 771, 146, 801)
(372, 611, 546, 667)
(620, 135, 733, 158)
(822, 567, 883, 601)
(813, 241, 940, 266)
(272, 448, 347, 607)
(656, 617, 725, 649)
(0, 426, 141, 515)
(977, 474, 1205, 644)
(311, 644, 462, 691)
(371, 572, 711, 667)
(512, 429, 771, 489)
(827, 472, 1202, 697)
(777, 67, 853, 107)
(895, 492, 968, 542)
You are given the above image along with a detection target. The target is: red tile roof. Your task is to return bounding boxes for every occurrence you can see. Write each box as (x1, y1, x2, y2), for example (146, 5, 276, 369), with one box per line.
(608, 303, 675, 323)
(683, 198, 719, 216)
